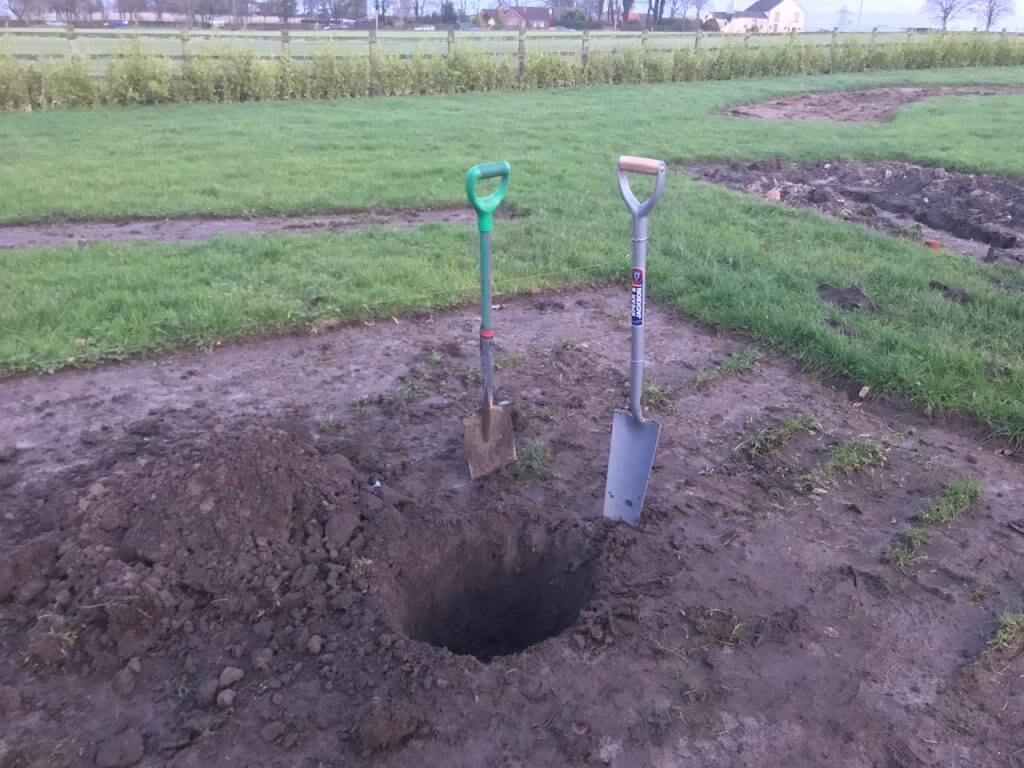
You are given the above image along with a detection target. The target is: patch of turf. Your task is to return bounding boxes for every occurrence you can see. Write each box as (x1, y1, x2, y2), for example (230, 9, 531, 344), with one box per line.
(802, 439, 885, 492)
(884, 479, 984, 567)
(513, 440, 554, 482)
(988, 611, 1024, 654)
(687, 348, 761, 390)
(822, 440, 885, 476)
(740, 417, 819, 457)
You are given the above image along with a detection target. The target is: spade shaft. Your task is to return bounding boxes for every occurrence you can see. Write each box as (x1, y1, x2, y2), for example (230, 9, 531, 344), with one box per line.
(603, 155, 667, 525)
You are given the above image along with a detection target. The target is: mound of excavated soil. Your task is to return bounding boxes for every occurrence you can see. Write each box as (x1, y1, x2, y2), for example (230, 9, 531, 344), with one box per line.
(689, 157, 1024, 265)
(723, 85, 1024, 122)
(1, 288, 1022, 767)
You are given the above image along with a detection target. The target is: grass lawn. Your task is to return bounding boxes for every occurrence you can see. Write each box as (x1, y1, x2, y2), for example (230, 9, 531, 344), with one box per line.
(3, 66, 1024, 439)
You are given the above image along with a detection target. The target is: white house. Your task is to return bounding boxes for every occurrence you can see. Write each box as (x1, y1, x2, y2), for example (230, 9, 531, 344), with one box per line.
(708, 0, 805, 34)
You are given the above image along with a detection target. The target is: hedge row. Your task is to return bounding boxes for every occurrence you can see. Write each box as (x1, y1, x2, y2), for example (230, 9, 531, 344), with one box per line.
(2, 35, 1024, 111)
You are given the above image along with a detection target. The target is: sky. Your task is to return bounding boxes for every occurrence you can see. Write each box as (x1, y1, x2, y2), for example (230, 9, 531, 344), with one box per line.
(795, 0, 1024, 32)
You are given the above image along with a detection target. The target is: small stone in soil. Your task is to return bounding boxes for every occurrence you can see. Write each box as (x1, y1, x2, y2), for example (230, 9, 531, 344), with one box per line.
(95, 727, 145, 768)
(196, 679, 219, 708)
(216, 689, 236, 708)
(260, 720, 287, 743)
(218, 666, 244, 688)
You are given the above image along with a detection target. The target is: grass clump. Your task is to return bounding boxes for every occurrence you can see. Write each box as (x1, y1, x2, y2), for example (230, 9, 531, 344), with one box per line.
(884, 479, 983, 567)
(821, 439, 885, 476)
(988, 612, 1024, 655)
(802, 439, 884, 492)
(514, 440, 554, 482)
(642, 380, 676, 412)
(740, 417, 819, 457)
(687, 348, 760, 390)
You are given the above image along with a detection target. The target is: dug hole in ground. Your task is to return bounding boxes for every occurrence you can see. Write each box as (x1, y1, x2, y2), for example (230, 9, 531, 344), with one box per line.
(1, 287, 1022, 767)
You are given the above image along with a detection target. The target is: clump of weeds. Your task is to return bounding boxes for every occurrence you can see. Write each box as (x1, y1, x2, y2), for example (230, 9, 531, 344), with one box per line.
(801, 438, 885, 492)
(740, 417, 819, 457)
(988, 611, 1024, 655)
(687, 348, 760, 390)
(884, 479, 983, 568)
(642, 379, 676, 413)
(514, 441, 554, 482)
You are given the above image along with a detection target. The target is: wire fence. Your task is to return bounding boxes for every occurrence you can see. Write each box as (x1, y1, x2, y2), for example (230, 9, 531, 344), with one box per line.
(3, 25, 1006, 66)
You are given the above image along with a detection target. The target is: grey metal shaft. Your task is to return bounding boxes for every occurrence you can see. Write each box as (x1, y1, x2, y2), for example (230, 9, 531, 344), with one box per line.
(480, 230, 494, 406)
(630, 214, 647, 422)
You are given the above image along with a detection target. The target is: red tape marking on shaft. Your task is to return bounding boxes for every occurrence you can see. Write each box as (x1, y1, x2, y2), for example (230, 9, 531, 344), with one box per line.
(480, 329, 495, 339)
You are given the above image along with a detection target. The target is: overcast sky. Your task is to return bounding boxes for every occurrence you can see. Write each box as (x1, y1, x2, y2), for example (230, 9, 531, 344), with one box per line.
(793, 0, 1024, 32)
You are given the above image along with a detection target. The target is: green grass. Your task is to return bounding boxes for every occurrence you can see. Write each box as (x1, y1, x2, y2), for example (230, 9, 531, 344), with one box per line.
(988, 611, 1024, 654)
(3, 67, 1024, 441)
(885, 479, 983, 567)
(802, 438, 885, 491)
(740, 416, 819, 457)
(686, 347, 761, 389)
(513, 440, 554, 482)
(641, 379, 676, 412)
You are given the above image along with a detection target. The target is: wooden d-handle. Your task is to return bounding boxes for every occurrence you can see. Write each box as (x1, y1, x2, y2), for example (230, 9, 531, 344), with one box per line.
(618, 156, 664, 175)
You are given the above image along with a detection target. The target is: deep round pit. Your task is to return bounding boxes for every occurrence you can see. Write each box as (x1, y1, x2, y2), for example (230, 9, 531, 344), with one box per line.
(391, 524, 597, 662)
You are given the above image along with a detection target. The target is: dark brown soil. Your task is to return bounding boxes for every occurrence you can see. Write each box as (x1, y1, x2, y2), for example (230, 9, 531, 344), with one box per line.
(688, 158, 1024, 266)
(0, 206, 488, 250)
(1, 287, 1022, 767)
(724, 85, 1024, 122)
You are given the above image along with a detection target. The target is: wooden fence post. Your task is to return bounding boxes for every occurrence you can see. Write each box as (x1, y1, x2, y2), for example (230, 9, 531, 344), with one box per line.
(517, 27, 526, 75)
(641, 29, 648, 49)
(694, 28, 702, 50)
(179, 27, 190, 58)
(280, 28, 290, 56)
(447, 28, 455, 56)
(65, 24, 78, 57)
(581, 28, 589, 68)
(744, 31, 750, 50)
(369, 27, 380, 96)
(830, 26, 838, 67)
(870, 26, 877, 45)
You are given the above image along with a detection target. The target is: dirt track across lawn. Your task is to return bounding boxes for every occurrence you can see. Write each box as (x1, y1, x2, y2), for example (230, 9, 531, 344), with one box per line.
(1, 287, 1022, 767)
(0, 206, 485, 250)
(688, 157, 1024, 266)
(723, 85, 1024, 122)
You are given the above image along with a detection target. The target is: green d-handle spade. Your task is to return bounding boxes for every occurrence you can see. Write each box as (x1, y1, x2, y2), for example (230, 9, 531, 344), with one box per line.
(463, 161, 517, 480)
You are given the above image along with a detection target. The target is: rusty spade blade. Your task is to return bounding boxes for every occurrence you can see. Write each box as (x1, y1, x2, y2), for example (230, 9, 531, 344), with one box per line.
(464, 398, 516, 480)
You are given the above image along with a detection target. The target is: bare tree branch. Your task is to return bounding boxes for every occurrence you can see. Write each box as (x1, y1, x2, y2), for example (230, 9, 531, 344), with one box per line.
(976, 0, 1013, 29)
(923, 0, 976, 30)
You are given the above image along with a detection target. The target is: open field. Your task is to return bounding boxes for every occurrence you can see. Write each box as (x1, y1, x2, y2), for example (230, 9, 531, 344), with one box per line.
(3, 67, 1024, 439)
(1, 26, 947, 61)
(3, 66, 1024, 767)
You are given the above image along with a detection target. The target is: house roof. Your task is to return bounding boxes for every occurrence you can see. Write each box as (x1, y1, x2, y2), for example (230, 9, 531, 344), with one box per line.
(508, 5, 552, 21)
(743, 0, 803, 13)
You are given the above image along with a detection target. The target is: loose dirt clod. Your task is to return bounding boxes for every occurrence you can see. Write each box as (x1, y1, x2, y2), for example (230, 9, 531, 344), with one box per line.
(723, 85, 1024, 123)
(689, 158, 1024, 265)
(817, 284, 879, 312)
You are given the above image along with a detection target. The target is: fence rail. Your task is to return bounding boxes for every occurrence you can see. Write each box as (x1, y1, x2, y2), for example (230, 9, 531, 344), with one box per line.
(4, 26, 1017, 67)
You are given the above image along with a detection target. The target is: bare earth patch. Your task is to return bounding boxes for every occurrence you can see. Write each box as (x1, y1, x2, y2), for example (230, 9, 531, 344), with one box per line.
(0, 205, 486, 250)
(688, 158, 1024, 265)
(723, 85, 1024, 122)
(1, 288, 1022, 767)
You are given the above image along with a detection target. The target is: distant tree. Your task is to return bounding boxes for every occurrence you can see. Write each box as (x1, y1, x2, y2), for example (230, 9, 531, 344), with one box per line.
(439, 0, 456, 21)
(688, 0, 708, 21)
(5, 0, 47, 19)
(923, 0, 975, 29)
(977, 0, 1013, 28)
(372, 0, 388, 21)
(620, 0, 633, 24)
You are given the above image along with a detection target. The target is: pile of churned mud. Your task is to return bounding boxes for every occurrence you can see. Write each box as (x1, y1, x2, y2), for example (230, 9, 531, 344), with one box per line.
(689, 158, 1024, 265)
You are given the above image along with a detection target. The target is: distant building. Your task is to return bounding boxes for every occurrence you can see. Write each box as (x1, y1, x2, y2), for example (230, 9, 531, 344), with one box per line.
(706, 0, 805, 33)
(482, 5, 555, 29)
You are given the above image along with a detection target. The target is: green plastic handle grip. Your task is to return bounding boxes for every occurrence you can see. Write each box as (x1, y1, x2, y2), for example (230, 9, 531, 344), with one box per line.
(465, 161, 511, 233)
